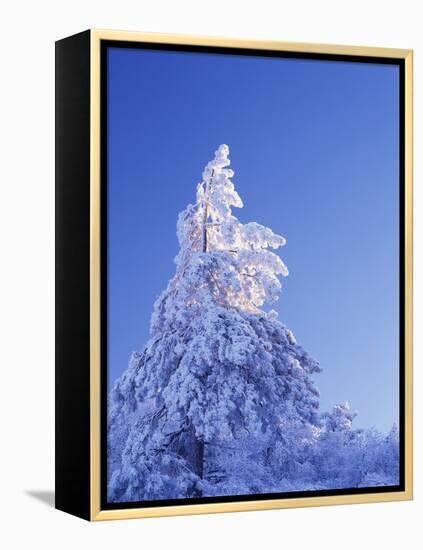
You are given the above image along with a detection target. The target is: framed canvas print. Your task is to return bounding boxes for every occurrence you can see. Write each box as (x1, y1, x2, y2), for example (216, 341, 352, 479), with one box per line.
(55, 29, 413, 521)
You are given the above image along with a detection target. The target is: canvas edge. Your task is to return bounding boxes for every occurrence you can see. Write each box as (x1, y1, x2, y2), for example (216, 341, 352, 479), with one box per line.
(55, 29, 92, 521)
(88, 30, 413, 521)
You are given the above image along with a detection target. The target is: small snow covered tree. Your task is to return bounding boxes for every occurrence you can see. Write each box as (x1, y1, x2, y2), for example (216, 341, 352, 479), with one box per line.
(108, 145, 321, 501)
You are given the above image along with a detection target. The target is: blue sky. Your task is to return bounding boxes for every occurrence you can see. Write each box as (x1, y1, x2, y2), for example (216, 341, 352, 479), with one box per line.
(107, 47, 399, 432)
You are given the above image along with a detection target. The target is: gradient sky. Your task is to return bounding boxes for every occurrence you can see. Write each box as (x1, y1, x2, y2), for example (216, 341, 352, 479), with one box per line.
(107, 46, 400, 432)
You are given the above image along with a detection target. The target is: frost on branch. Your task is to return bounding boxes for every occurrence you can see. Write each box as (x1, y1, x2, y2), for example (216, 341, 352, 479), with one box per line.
(107, 145, 399, 503)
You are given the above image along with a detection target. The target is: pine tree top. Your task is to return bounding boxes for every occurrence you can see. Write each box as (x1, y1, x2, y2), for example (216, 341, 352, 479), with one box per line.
(171, 144, 288, 318)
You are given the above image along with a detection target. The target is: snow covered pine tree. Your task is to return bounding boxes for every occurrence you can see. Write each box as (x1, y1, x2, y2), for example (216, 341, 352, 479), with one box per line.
(108, 145, 399, 502)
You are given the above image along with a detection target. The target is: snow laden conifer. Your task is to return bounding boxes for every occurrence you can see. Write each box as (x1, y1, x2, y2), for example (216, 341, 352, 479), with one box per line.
(108, 145, 321, 501)
(107, 145, 399, 502)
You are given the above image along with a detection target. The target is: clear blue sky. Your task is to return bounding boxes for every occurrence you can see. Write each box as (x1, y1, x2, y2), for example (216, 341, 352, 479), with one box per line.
(107, 46, 399, 432)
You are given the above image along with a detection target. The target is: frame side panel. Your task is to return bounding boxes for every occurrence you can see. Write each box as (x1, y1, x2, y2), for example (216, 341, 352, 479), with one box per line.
(404, 51, 413, 498)
(55, 30, 91, 521)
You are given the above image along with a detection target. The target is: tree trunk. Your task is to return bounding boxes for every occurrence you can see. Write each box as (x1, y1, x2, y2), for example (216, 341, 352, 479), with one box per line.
(169, 422, 204, 479)
(202, 170, 214, 252)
